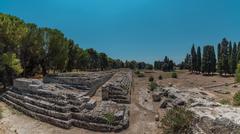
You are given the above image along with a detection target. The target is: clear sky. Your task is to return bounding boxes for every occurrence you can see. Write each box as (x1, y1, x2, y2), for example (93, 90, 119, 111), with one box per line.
(1, 0, 240, 63)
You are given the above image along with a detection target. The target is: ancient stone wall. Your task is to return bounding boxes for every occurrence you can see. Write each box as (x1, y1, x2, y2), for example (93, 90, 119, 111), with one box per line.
(1, 71, 130, 132)
(102, 71, 132, 104)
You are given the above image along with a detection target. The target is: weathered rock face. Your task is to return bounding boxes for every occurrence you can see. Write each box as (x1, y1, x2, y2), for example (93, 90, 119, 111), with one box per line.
(102, 71, 132, 104)
(158, 87, 240, 134)
(1, 71, 130, 132)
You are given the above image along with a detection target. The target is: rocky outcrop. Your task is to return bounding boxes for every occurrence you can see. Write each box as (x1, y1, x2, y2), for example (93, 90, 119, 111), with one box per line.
(1, 71, 130, 132)
(158, 87, 240, 134)
(102, 71, 132, 104)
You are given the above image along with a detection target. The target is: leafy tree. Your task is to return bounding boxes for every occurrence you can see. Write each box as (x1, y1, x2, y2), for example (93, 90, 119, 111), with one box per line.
(0, 53, 23, 87)
(99, 53, 109, 70)
(217, 43, 223, 75)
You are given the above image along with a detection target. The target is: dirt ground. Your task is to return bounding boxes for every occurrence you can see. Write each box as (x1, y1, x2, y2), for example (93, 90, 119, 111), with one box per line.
(0, 70, 239, 134)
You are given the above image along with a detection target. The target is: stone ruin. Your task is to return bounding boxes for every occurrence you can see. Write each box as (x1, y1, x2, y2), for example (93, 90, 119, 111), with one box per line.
(1, 70, 132, 132)
(102, 71, 132, 104)
(153, 87, 240, 133)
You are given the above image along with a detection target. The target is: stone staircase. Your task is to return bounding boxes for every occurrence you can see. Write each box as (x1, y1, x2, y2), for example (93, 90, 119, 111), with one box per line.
(1, 77, 129, 132)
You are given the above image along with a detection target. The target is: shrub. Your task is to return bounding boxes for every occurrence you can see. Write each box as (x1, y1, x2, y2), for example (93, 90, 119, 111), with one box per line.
(161, 107, 194, 134)
(137, 73, 145, 77)
(149, 76, 154, 82)
(159, 75, 163, 80)
(104, 112, 115, 125)
(236, 64, 240, 82)
(135, 70, 140, 75)
(219, 99, 231, 105)
(171, 72, 177, 78)
(149, 82, 158, 91)
(233, 91, 240, 106)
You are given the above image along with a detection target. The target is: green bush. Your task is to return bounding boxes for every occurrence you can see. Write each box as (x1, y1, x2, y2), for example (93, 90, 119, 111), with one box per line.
(135, 70, 140, 75)
(149, 82, 158, 91)
(171, 72, 177, 78)
(159, 75, 163, 80)
(236, 64, 240, 82)
(149, 76, 154, 82)
(137, 73, 145, 77)
(161, 107, 194, 134)
(233, 91, 240, 106)
(104, 112, 115, 125)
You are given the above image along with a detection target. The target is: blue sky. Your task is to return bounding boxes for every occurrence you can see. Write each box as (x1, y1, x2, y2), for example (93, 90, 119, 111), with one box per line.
(1, 0, 240, 63)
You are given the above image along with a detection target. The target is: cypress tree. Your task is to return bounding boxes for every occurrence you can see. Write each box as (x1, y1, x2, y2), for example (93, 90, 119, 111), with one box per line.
(196, 46, 201, 73)
(237, 42, 240, 63)
(232, 42, 238, 74)
(221, 38, 229, 75)
(202, 45, 216, 75)
(191, 44, 197, 72)
(228, 42, 233, 74)
(217, 43, 223, 75)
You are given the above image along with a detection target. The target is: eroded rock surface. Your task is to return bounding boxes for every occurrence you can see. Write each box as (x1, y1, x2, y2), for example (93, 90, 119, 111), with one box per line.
(157, 87, 240, 134)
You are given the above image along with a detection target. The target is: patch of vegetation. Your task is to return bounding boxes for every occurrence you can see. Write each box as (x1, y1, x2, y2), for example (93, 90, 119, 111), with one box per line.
(236, 64, 240, 82)
(0, 106, 3, 119)
(137, 73, 145, 77)
(233, 91, 240, 106)
(135, 70, 141, 75)
(161, 107, 194, 134)
(104, 112, 115, 125)
(171, 72, 178, 78)
(159, 75, 163, 80)
(219, 99, 231, 105)
(149, 81, 158, 91)
(149, 76, 154, 82)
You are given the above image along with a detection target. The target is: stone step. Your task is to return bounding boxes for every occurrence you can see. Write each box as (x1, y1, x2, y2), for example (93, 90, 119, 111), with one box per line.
(5, 90, 71, 113)
(1, 97, 72, 129)
(2, 94, 71, 121)
(111, 98, 131, 104)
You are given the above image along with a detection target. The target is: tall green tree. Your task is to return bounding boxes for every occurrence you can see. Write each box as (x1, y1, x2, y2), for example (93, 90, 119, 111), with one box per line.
(191, 44, 197, 72)
(196, 46, 201, 73)
(217, 43, 223, 75)
(221, 38, 229, 75)
(232, 42, 238, 74)
(202, 45, 216, 75)
(99, 52, 109, 70)
(228, 42, 233, 74)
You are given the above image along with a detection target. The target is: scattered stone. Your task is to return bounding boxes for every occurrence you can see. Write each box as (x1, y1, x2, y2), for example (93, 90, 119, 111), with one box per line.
(233, 85, 238, 88)
(214, 89, 230, 94)
(168, 83, 173, 87)
(155, 114, 160, 121)
(85, 99, 96, 110)
(160, 99, 171, 108)
(152, 92, 161, 102)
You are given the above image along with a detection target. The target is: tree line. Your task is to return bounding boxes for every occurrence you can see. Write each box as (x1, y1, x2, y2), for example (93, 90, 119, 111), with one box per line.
(0, 13, 129, 87)
(181, 38, 240, 76)
(154, 56, 175, 72)
(0, 13, 162, 87)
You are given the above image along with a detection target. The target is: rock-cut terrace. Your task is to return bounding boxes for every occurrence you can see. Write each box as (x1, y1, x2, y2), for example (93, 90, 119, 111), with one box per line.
(1, 70, 133, 132)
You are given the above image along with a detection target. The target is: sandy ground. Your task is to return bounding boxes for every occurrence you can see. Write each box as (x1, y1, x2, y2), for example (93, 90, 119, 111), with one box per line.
(0, 70, 238, 134)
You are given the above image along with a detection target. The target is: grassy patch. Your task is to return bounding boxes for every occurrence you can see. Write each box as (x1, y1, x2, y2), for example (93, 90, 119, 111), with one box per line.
(233, 91, 240, 106)
(137, 73, 145, 77)
(219, 99, 231, 105)
(104, 112, 115, 125)
(171, 72, 178, 78)
(161, 107, 194, 134)
(149, 81, 158, 91)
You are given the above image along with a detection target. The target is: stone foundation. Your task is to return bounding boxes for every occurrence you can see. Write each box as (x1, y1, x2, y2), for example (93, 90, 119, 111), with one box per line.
(1, 70, 131, 132)
(102, 71, 132, 104)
